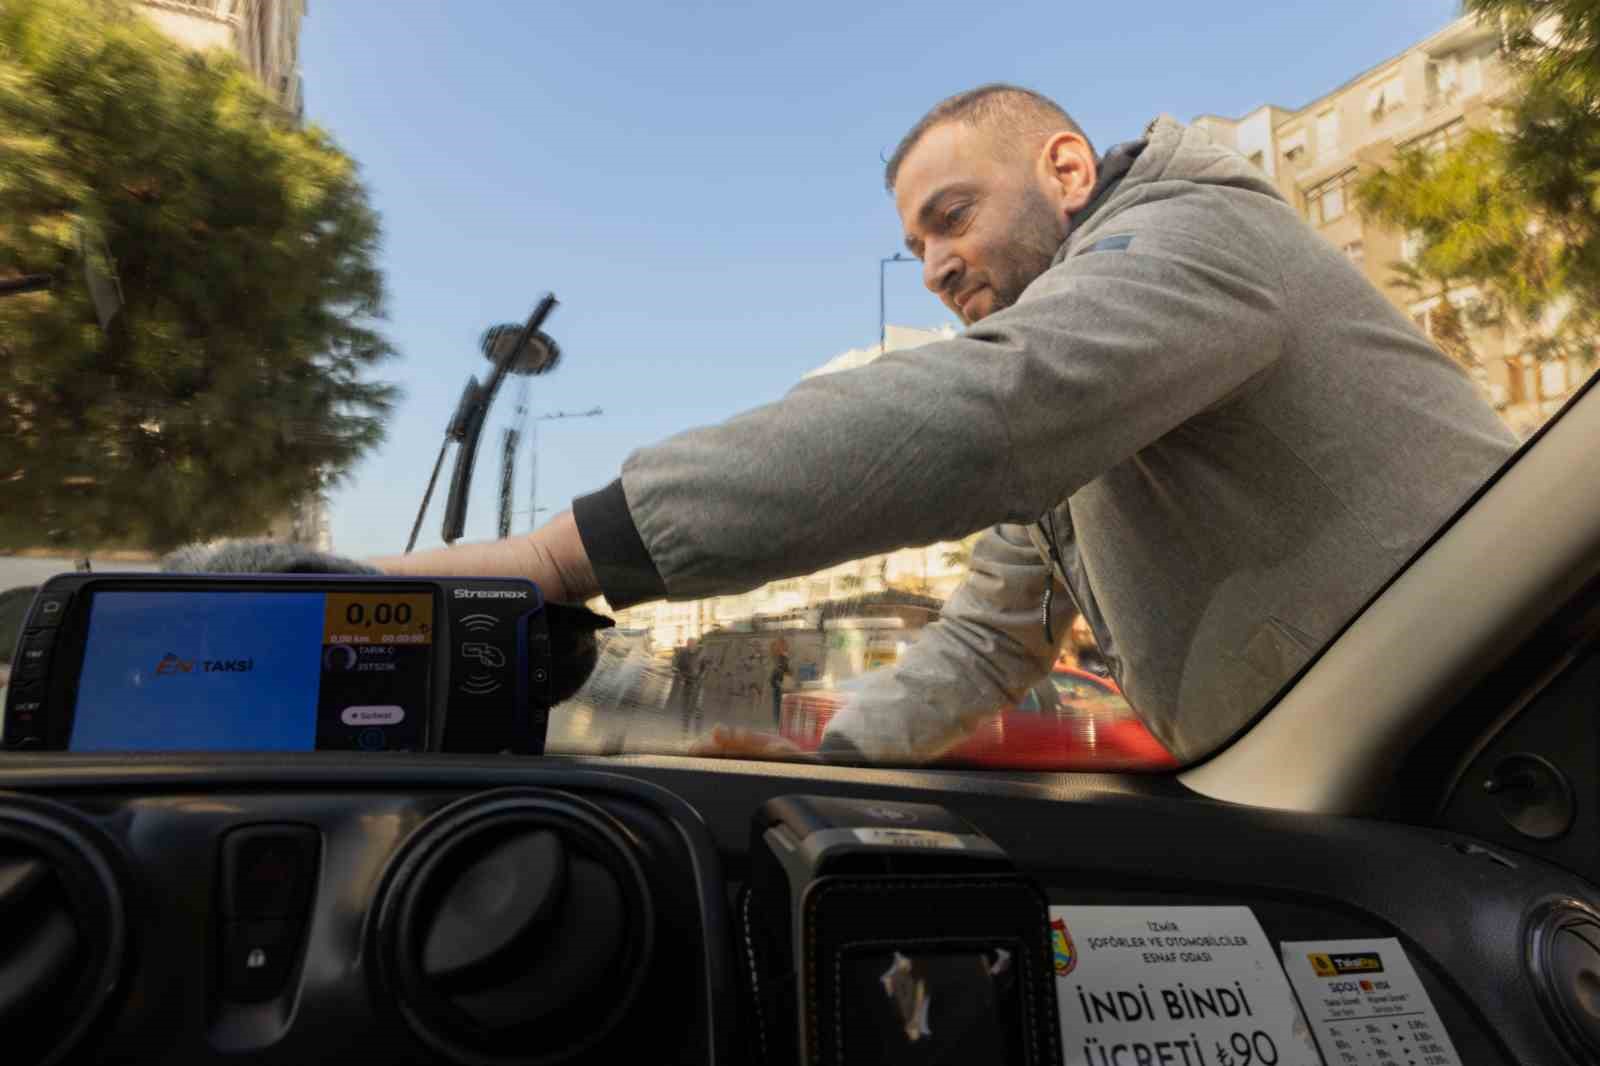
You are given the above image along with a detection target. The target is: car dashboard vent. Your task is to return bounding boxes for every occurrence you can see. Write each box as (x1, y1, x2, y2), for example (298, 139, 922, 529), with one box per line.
(0, 794, 128, 1066)
(371, 788, 656, 1065)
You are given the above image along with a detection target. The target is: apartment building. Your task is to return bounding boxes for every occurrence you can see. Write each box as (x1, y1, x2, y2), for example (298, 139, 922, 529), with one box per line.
(1196, 14, 1580, 437)
(135, 0, 305, 116)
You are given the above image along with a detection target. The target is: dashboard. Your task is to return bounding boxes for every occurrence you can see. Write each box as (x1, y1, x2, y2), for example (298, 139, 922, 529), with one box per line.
(0, 751, 1594, 1066)
(6, 572, 1600, 1065)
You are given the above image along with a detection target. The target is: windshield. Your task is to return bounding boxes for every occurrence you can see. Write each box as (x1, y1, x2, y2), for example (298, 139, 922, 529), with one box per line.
(4, 0, 1596, 771)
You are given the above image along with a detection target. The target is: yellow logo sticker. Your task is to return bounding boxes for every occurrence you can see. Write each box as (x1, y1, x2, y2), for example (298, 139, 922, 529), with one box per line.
(1310, 951, 1383, 977)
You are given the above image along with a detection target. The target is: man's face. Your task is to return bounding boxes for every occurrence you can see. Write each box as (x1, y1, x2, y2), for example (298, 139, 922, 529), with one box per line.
(895, 122, 1072, 325)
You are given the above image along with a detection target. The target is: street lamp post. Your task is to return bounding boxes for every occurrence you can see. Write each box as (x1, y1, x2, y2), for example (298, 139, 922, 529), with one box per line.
(525, 407, 604, 529)
(879, 252, 915, 352)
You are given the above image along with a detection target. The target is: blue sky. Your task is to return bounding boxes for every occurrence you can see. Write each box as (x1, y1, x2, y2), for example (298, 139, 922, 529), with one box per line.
(304, 0, 1461, 558)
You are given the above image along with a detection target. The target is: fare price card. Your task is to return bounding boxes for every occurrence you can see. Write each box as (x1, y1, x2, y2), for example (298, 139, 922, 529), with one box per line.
(1052, 906, 1322, 1066)
(1279, 939, 1461, 1066)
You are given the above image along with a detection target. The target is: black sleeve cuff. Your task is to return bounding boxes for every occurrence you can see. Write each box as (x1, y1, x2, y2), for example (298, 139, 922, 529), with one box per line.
(572, 478, 668, 610)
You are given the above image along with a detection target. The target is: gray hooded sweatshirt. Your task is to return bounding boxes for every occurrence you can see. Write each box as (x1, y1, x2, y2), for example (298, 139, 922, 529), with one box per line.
(573, 115, 1518, 763)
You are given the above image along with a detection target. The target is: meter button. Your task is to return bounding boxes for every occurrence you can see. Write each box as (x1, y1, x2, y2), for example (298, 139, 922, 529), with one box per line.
(341, 705, 405, 727)
(14, 630, 55, 680)
(26, 591, 72, 629)
(4, 682, 46, 747)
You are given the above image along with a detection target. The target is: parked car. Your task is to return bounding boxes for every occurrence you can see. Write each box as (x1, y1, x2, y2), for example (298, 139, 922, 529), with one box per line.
(779, 666, 1176, 771)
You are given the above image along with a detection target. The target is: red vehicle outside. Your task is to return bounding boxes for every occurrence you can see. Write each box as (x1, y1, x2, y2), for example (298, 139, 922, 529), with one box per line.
(779, 666, 1177, 772)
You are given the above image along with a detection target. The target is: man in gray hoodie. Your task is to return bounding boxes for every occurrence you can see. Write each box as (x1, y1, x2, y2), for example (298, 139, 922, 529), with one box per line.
(381, 84, 1517, 765)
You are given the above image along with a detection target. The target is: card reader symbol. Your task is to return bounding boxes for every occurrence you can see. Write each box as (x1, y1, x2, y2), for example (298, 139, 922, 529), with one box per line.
(461, 643, 506, 668)
(459, 613, 498, 633)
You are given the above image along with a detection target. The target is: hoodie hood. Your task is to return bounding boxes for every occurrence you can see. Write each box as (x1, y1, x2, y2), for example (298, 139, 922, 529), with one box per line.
(1058, 115, 1287, 263)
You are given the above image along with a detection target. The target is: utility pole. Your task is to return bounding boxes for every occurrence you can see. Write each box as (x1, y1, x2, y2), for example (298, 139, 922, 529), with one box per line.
(521, 407, 604, 529)
(496, 422, 523, 539)
(880, 252, 915, 352)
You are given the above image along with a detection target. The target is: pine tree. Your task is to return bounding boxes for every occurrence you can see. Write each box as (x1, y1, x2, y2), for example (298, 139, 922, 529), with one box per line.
(0, 0, 397, 551)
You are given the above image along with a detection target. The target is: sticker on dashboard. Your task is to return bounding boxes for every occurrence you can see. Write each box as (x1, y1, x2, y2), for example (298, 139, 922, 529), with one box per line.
(1051, 905, 1322, 1066)
(1280, 937, 1461, 1066)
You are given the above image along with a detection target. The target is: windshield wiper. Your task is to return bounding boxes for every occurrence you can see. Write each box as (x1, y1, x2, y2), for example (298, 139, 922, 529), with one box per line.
(405, 294, 562, 552)
(405, 378, 480, 553)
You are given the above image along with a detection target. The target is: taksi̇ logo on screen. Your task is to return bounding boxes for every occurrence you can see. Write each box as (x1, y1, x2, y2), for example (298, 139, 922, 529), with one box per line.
(155, 652, 254, 676)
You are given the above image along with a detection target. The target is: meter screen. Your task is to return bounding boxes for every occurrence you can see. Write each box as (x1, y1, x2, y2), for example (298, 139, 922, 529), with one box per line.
(70, 590, 434, 752)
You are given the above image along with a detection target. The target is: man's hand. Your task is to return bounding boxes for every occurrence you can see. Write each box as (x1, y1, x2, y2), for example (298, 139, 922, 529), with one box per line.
(371, 510, 599, 602)
(688, 725, 809, 760)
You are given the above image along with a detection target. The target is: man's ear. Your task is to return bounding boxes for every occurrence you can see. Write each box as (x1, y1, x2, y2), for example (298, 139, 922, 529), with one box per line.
(1040, 131, 1097, 218)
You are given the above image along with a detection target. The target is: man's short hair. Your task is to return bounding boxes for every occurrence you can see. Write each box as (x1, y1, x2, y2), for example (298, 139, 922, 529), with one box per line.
(884, 84, 1094, 193)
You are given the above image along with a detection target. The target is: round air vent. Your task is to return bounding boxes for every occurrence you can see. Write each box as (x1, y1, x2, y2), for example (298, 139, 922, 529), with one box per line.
(1528, 898, 1600, 1062)
(371, 788, 655, 1065)
(0, 793, 128, 1066)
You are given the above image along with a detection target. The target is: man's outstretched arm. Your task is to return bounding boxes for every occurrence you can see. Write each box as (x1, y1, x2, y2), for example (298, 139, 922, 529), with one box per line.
(818, 522, 1072, 763)
(372, 510, 599, 603)
(690, 523, 1072, 763)
(378, 194, 1284, 613)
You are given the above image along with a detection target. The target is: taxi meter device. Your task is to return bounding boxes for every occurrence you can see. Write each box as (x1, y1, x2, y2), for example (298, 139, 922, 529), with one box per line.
(3, 573, 609, 754)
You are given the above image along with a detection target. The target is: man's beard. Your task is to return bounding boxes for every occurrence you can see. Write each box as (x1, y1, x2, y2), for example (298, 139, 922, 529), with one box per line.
(981, 186, 1065, 319)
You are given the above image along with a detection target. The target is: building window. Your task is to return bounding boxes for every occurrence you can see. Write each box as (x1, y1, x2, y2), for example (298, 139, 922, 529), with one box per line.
(1504, 356, 1528, 405)
(1316, 108, 1340, 160)
(1307, 169, 1358, 226)
(1461, 53, 1484, 97)
(1343, 240, 1365, 266)
(1281, 129, 1307, 163)
(1367, 74, 1407, 119)
(1425, 53, 1483, 108)
(1319, 183, 1344, 224)
(1426, 59, 1459, 109)
(1542, 359, 1570, 398)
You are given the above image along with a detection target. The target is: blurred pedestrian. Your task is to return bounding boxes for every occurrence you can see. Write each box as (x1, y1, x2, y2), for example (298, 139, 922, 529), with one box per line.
(769, 638, 791, 730)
